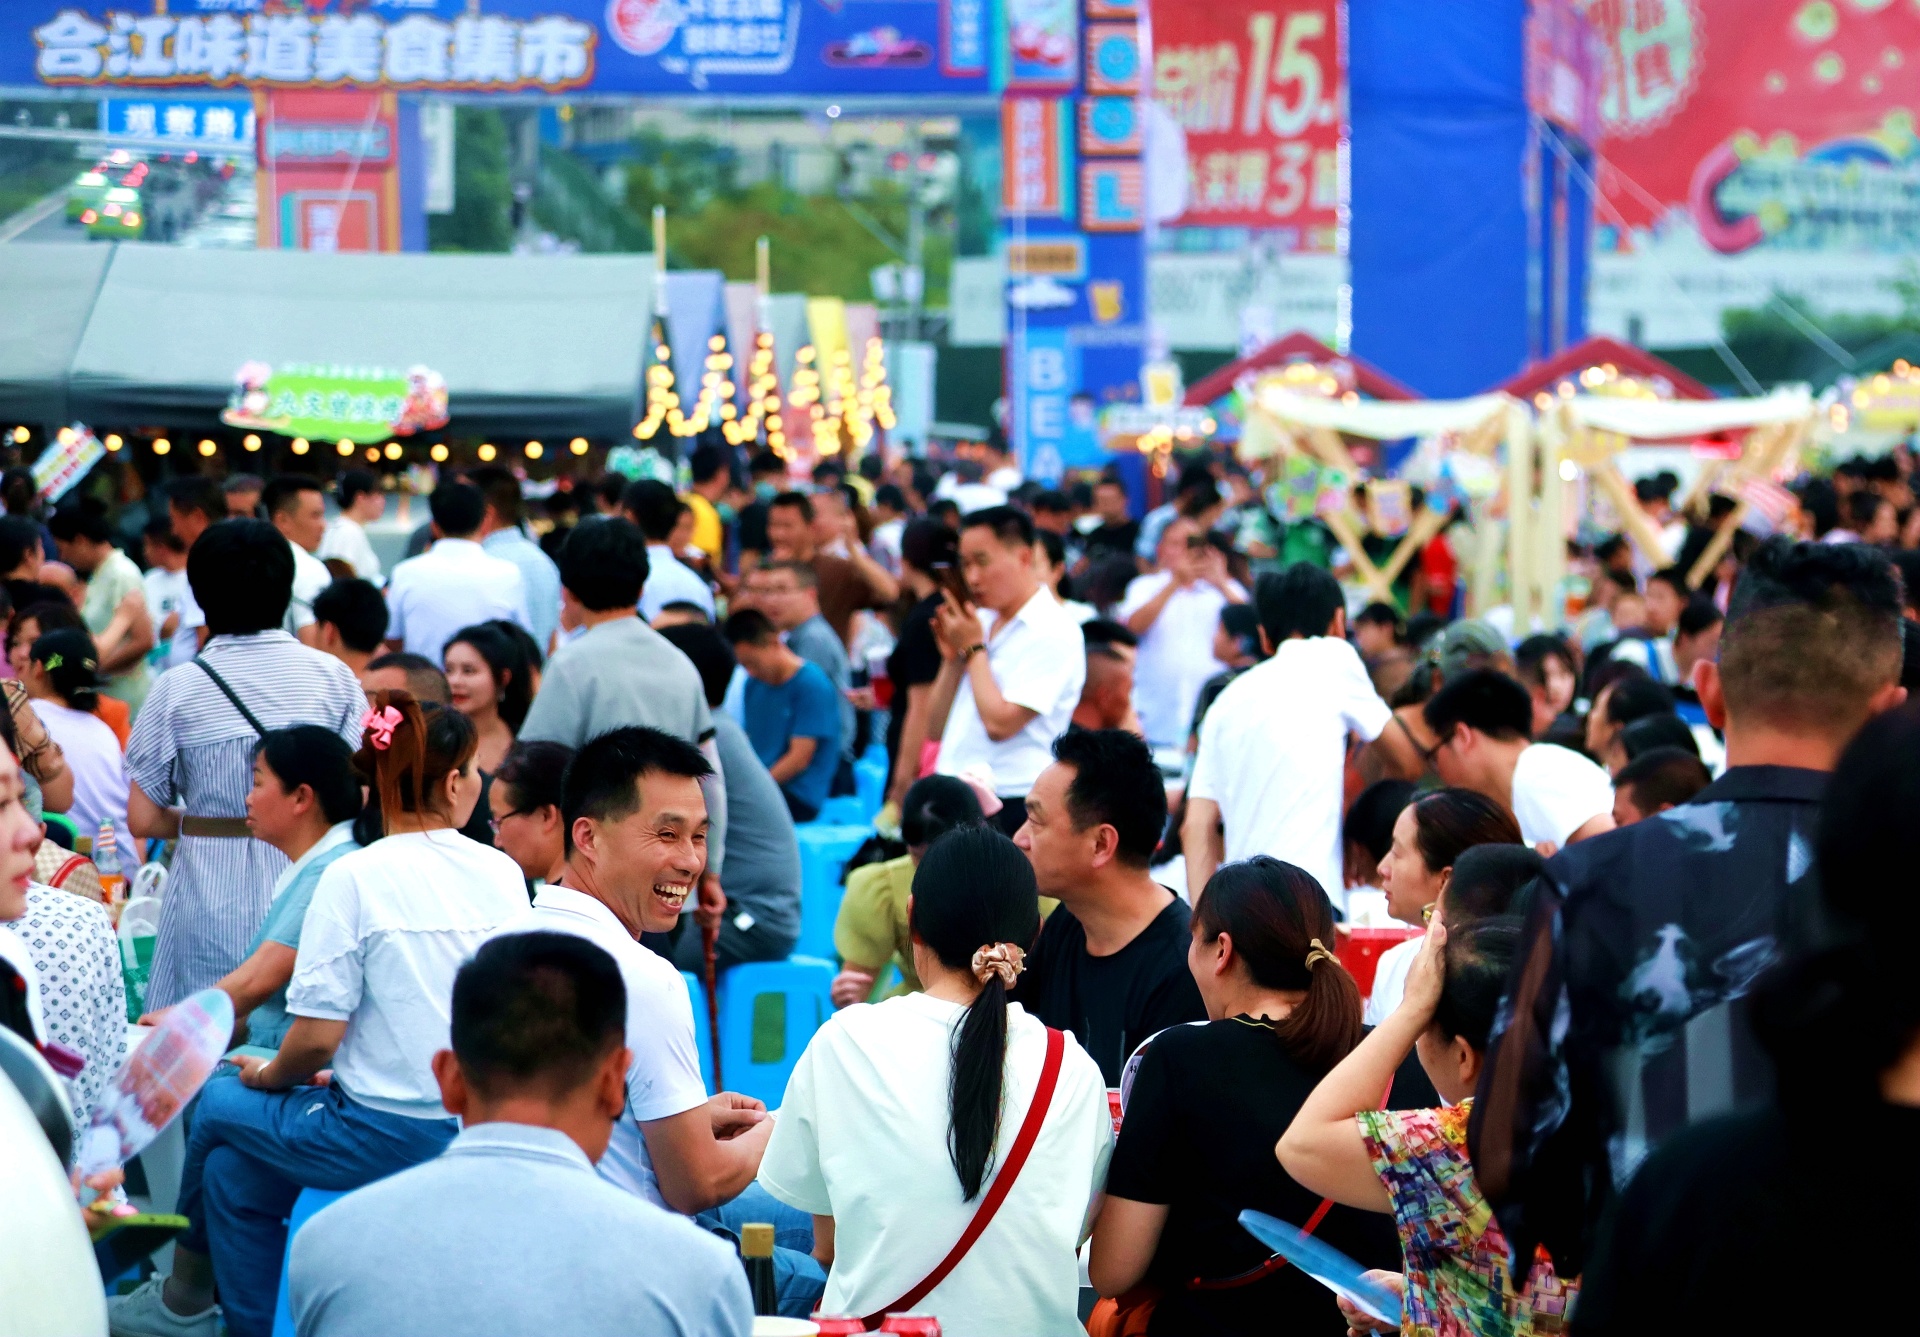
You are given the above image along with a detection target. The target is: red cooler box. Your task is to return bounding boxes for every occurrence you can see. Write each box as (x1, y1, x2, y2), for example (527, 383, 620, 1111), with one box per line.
(1337, 926, 1423, 1001)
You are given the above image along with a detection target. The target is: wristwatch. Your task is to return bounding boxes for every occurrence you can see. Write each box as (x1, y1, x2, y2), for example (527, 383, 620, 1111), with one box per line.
(960, 643, 986, 662)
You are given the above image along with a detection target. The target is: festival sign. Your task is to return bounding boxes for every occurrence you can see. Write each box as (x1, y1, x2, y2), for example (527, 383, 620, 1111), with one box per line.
(1148, 0, 1345, 248)
(11, 0, 994, 96)
(1586, 0, 1920, 342)
(222, 362, 450, 444)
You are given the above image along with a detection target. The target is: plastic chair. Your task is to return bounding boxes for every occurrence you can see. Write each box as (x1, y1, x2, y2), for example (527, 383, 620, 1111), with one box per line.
(269, 1186, 347, 1337)
(680, 970, 716, 1094)
(793, 823, 869, 961)
(717, 956, 834, 1107)
(814, 794, 868, 827)
(854, 754, 889, 820)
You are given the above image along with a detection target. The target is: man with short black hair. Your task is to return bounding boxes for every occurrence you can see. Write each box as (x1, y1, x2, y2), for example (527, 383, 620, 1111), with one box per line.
(743, 560, 853, 770)
(1072, 619, 1140, 733)
(360, 650, 449, 704)
(383, 482, 531, 663)
(1471, 537, 1910, 1279)
(317, 468, 385, 582)
(1670, 599, 1723, 722)
(222, 473, 264, 519)
(472, 466, 562, 649)
(626, 479, 716, 623)
(168, 476, 225, 551)
(1424, 668, 1615, 851)
(1611, 746, 1712, 825)
(311, 577, 389, 676)
(684, 444, 730, 565)
(735, 450, 788, 579)
(261, 474, 334, 644)
(928, 505, 1087, 832)
(49, 497, 154, 711)
(1013, 729, 1205, 1084)
(724, 609, 842, 822)
(290, 931, 753, 1337)
(764, 489, 896, 646)
(1184, 562, 1392, 900)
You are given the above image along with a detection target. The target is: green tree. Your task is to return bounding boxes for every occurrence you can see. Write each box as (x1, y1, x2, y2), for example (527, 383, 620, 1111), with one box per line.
(428, 108, 512, 253)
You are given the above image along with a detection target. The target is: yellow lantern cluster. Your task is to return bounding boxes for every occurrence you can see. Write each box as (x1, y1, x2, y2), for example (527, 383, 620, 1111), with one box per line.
(634, 334, 741, 442)
(724, 332, 785, 454)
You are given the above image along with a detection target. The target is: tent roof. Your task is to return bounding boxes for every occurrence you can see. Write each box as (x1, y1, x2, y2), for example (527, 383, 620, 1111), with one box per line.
(4, 244, 656, 438)
(1499, 335, 1715, 402)
(1184, 331, 1420, 407)
(0, 246, 114, 425)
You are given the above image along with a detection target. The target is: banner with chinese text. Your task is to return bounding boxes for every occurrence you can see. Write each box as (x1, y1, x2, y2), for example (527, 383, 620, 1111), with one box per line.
(1148, 0, 1344, 248)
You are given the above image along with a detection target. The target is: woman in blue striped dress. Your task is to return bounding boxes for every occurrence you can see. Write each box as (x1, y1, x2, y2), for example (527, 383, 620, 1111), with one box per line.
(126, 519, 366, 1012)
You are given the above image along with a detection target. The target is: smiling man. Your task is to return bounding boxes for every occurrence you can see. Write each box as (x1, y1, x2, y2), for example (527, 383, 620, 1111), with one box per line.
(501, 726, 770, 1214)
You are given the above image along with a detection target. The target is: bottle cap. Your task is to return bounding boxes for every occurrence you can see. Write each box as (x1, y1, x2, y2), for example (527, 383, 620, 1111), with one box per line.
(740, 1222, 775, 1258)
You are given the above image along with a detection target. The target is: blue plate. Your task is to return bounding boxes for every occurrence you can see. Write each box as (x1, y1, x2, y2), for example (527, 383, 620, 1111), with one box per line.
(1237, 1209, 1404, 1325)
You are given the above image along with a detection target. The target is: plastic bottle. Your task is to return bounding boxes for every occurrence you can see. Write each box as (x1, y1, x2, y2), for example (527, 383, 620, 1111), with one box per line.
(94, 822, 126, 908)
(740, 1222, 779, 1316)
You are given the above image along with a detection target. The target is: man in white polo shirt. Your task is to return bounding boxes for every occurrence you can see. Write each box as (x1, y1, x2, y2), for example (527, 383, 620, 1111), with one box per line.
(928, 506, 1087, 834)
(1185, 563, 1393, 903)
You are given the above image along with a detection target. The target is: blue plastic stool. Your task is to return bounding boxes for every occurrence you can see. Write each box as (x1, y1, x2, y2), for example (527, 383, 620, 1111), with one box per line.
(854, 755, 888, 820)
(717, 955, 835, 1107)
(270, 1186, 347, 1337)
(793, 823, 869, 961)
(680, 970, 716, 1094)
(814, 794, 867, 827)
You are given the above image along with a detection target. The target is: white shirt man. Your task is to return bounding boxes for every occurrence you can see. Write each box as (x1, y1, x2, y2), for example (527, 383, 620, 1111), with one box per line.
(317, 515, 382, 583)
(935, 586, 1086, 800)
(640, 544, 716, 623)
(385, 537, 532, 665)
(1119, 520, 1247, 747)
(1187, 635, 1391, 903)
(1508, 743, 1616, 850)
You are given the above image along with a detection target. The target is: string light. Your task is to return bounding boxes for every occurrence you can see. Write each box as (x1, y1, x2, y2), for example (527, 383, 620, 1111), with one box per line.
(9, 427, 26, 444)
(384, 442, 402, 461)
(430, 443, 449, 463)
(103, 434, 122, 452)
(477, 443, 496, 462)
(153, 437, 171, 455)
(525, 441, 543, 459)
(569, 437, 589, 455)
(336, 439, 354, 456)
(290, 437, 309, 455)
(243, 433, 261, 451)
(365, 447, 381, 463)
(197, 439, 216, 456)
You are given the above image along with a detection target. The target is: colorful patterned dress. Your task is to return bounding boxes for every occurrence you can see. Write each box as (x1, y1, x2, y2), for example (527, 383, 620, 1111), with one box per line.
(1356, 1100, 1577, 1337)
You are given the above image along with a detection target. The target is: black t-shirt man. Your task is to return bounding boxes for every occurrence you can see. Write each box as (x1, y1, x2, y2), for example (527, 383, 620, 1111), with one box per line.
(1012, 896, 1206, 1086)
(1082, 519, 1141, 567)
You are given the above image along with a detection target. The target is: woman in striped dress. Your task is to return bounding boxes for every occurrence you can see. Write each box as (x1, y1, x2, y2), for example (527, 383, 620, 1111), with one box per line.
(126, 519, 365, 1012)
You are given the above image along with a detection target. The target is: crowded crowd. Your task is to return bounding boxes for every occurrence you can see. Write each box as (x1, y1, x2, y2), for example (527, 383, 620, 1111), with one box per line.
(0, 433, 1913, 1337)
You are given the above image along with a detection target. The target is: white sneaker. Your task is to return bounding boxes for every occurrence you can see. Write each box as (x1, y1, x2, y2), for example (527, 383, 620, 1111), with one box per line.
(106, 1277, 221, 1337)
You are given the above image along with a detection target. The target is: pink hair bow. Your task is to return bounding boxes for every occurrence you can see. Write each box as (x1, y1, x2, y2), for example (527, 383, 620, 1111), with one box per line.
(361, 705, 403, 751)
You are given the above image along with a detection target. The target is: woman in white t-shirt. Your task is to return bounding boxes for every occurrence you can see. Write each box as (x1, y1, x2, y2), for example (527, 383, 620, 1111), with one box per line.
(108, 692, 531, 1337)
(761, 826, 1113, 1337)
(21, 627, 131, 857)
(1365, 789, 1521, 1025)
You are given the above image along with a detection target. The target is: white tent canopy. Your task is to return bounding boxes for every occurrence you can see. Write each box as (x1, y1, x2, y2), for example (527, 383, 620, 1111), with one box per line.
(1562, 386, 1814, 439)
(1250, 386, 1513, 440)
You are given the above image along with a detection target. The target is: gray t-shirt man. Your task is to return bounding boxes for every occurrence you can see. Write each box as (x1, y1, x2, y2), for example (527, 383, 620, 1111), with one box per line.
(520, 614, 727, 861)
(290, 1122, 752, 1337)
(785, 612, 855, 764)
(672, 714, 802, 972)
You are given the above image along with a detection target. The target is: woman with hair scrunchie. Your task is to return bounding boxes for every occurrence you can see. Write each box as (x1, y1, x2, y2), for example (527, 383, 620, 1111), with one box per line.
(1089, 856, 1413, 1337)
(110, 691, 533, 1337)
(760, 826, 1114, 1336)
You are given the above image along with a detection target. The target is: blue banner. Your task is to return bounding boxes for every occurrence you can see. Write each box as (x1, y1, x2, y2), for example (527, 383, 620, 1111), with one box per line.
(8, 1, 997, 97)
(101, 93, 254, 145)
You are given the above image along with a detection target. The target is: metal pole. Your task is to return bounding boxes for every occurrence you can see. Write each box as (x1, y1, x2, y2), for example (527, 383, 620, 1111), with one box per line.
(905, 122, 925, 342)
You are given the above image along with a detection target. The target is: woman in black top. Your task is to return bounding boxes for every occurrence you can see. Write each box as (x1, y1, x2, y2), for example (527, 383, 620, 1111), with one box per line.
(882, 520, 955, 811)
(1089, 856, 1404, 1337)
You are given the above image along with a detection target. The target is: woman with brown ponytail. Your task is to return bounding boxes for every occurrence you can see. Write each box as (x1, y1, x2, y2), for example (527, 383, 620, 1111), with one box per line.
(111, 691, 532, 1337)
(1088, 856, 1408, 1337)
(758, 825, 1112, 1336)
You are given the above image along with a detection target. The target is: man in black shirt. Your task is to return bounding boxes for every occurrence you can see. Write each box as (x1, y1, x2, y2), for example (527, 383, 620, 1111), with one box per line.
(1471, 538, 1909, 1275)
(1011, 729, 1204, 1084)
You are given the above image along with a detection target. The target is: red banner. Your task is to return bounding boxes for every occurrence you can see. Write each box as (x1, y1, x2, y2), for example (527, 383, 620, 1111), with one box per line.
(1148, 0, 1343, 248)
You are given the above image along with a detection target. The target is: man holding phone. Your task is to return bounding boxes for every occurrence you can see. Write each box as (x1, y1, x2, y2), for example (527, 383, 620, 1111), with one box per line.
(1119, 518, 1249, 749)
(925, 506, 1087, 834)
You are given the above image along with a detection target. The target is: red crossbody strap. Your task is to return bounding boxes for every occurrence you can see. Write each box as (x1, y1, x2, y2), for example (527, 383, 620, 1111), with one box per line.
(863, 1026, 1066, 1329)
(1187, 1195, 1335, 1290)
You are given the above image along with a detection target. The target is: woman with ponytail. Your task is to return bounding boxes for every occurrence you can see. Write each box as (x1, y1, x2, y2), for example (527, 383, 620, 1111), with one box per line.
(1089, 856, 1406, 1336)
(760, 826, 1112, 1336)
(111, 690, 532, 1337)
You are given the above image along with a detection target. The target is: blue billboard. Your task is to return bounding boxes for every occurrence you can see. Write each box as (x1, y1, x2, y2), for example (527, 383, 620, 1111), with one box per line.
(9, 0, 997, 97)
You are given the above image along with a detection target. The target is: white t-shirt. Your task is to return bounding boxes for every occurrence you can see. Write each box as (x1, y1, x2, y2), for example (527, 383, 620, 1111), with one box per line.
(1188, 637, 1392, 901)
(284, 541, 333, 634)
(287, 830, 529, 1118)
(501, 885, 709, 1209)
(760, 993, 1112, 1337)
(317, 516, 383, 583)
(142, 567, 201, 671)
(28, 699, 131, 858)
(1118, 571, 1245, 747)
(1510, 743, 1614, 850)
(385, 538, 533, 665)
(936, 588, 1086, 797)
(1362, 936, 1420, 1027)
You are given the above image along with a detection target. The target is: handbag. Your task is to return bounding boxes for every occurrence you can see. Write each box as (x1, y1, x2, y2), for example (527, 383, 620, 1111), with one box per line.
(859, 1026, 1066, 1330)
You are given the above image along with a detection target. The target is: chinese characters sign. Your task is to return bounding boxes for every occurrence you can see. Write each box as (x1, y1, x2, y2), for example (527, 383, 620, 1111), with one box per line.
(11, 2, 993, 95)
(1150, 0, 1344, 246)
(223, 362, 450, 444)
(102, 95, 252, 144)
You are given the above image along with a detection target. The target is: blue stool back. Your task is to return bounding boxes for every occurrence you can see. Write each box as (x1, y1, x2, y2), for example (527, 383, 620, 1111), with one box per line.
(793, 823, 869, 961)
(854, 755, 889, 820)
(814, 795, 867, 827)
(270, 1186, 348, 1337)
(680, 970, 716, 1094)
(717, 955, 835, 1106)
